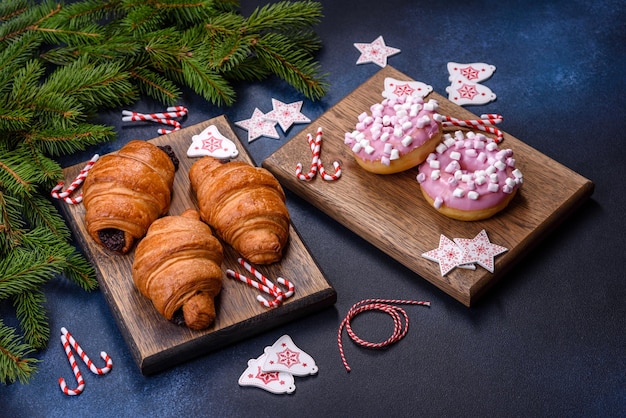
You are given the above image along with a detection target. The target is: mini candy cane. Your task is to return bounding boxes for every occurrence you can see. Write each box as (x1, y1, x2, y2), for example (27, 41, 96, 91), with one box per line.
(337, 298, 430, 372)
(295, 132, 320, 180)
(61, 327, 113, 375)
(50, 154, 99, 204)
(435, 114, 504, 143)
(226, 258, 295, 308)
(58, 334, 85, 396)
(296, 127, 342, 181)
(122, 106, 188, 135)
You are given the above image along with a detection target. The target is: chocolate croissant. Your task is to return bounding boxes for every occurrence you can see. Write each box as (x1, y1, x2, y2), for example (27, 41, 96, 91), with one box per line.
(189, 156, 290, 264)
(132, 209, 223, 330)
(82, 140, 176, 254)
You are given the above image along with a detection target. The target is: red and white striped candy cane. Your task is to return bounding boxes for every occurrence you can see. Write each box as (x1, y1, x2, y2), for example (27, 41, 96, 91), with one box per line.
(50, 154, 99, 204)
(226, 258, 296, 308)
(337, 298, 430, 372)
(435, 113, 504, 143)
(61, 327, 113, 375)
(122, 106, 187, 135)
(308, 128, 342, 180)
(58, 334, 85, 396)
(295, 132, 320, 180)
(296, 127, 342, 181)
(226, 269, 283, 308)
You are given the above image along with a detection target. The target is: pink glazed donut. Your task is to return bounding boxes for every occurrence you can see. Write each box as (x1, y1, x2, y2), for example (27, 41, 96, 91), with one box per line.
(344, 96, 442, 174)
(416, 130, 523, 221)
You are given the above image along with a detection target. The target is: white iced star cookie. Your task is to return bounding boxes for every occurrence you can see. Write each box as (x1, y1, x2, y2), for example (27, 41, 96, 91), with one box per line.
(354, 35, 401, 68)
(264, 99, 311, 133)
(454, 229, 508, 273)
(187, 125, 239, 159)
(235, 108, 280, 142)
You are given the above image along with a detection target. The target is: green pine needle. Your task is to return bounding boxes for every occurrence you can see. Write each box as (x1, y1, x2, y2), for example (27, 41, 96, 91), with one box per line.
(0, 318, 40, 385)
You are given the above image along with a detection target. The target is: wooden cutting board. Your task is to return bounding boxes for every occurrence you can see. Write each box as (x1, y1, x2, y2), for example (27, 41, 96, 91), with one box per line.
(58, 115, 336, 375)
(262, 66, 594, 307)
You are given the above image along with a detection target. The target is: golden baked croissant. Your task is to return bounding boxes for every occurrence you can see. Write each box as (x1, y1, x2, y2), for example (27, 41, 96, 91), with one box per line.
(82, 140, 176, 254)
(189, 156, 290, 264)
(132, 209, 224, 330)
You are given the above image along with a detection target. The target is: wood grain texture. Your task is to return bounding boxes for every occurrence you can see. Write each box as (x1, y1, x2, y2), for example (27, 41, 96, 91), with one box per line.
(58, 115, 336, 375)
(262, 66, 594, 306)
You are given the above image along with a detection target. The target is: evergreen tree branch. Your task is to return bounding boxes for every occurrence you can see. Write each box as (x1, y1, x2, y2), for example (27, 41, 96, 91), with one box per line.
(14, 288, 49, 350)
(0, 318, 40, 385)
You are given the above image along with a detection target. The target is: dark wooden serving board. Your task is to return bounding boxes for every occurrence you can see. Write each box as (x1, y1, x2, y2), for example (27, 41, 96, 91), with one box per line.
(262, 66, 594, 307)
(58, 115, 336, 375)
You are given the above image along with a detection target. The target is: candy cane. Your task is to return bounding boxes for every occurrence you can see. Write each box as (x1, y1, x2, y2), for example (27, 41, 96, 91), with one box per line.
(122, 107, 188, 135)
(58, 334, 85, 396)
(296, 127, 342, 181)
(435, 113, 504, 143)
(226, 258, 296, 308)
(226, 269, 283, 308)
(61, 327, 113, 375)
(50, 154, 99, 204)
(337, 298, 430, 372)
(295, 132, 320, 180)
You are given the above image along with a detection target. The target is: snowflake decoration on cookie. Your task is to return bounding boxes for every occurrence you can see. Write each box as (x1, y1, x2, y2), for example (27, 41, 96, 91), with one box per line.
(264, 99, 311, 132)
(460, 66, 480, 81)
(276, 348, 300, 369)
(454, 230, 508, 273)
(457, 83, 479, 100)
(254, 367, 282, 385)
(422, 234, 466, 276)
(354, 35, 400, 68)
(235, 108, 280, 142)
(187, 125, 238, 159)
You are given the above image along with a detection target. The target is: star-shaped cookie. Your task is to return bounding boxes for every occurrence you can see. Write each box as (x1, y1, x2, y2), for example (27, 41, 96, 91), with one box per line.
(264, 99, 311, 133)
(235, 108, 280, 142)
(354, 35, 400, 68)
(454, 230, 508, 273)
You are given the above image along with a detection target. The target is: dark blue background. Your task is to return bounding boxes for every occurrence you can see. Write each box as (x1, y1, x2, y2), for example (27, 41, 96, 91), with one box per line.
(3, 0, 625, 416)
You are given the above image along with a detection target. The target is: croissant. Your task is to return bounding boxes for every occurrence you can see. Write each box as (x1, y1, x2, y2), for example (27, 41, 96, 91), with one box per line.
(82, 140, 176, 254)
(189, 156, 290, 264)
(132, 209, 224, 330)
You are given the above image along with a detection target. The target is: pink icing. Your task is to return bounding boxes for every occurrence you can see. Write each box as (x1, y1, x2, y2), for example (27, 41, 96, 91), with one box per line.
(344, 96, 440, 166)
(416, 131, 523, 211)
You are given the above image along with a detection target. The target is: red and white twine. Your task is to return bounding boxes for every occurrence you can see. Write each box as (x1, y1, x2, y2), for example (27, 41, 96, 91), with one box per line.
(295, 127, 342, 181)
(58, 327, 112, 396)
(337, 298, 430, 372)
(435, 113, 504, 143)
(50, 154, 99, 204)
(226, 258, 296, 308)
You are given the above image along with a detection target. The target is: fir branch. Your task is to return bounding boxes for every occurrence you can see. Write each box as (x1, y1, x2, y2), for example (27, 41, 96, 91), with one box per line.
(130, 67, 181, 104)
(39, 57, 137, 110)
(14, 288, 49, 350)
(253, 32, 327, 100)
(0, 248, 62, 301)
(0, 1, 29, 23)
(24, 123, 116, 156)
(246, 0, 323, 33)
(0, 191, 25, 254)
(0, 318, 40, 385)
(179, 55, 236, 106)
